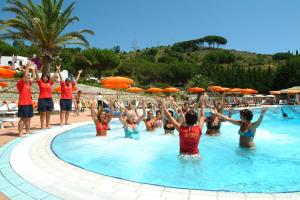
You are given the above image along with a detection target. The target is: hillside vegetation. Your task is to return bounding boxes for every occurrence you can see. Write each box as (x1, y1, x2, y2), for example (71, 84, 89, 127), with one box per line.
(1, 36, 299, 93)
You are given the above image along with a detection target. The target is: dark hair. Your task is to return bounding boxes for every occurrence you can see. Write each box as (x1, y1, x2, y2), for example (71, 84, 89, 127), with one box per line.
(168, 110, 174, 117)
(156, 110, 161, 115)
(78, 90, 82, 94)
(97, 109, 106, 121)
(185, 110, 198, 126)
(240, 109, 253, 121)
(41, 74, 50, 83)
(283, 113, 288, 118)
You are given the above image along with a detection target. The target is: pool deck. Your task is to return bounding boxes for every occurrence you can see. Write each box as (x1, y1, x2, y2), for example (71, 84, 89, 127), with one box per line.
(1, 109, 300, 199)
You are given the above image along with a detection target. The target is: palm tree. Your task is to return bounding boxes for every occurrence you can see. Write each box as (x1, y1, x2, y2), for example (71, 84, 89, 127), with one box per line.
(0, 0, 94, 74)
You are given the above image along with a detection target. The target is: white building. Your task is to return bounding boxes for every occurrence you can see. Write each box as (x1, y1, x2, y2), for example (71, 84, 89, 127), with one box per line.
(0, 55, 28, 69)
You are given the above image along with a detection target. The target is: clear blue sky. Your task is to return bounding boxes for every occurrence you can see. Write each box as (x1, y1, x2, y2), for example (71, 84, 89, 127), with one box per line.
(0, 0, 299, 54)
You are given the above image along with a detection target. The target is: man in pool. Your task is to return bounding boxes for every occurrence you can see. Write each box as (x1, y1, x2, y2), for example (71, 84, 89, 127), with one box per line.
(211, 107, 268, 148)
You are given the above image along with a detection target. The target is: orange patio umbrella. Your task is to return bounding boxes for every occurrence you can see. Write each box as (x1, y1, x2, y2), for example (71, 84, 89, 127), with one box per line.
(242, 89, 258, 94)
(215, 87, 230, 93)
(163, 87, 180, 93)
(103, 83, 130, 89)
(228, 88, 242, 93)
(208, 86, 223, 92)
(187, 87, 205, 93)
(0, 67, 16, 78)
(0, 66, 12, 69)
(146, 87, 163, 93)
(100, 76, 134, 85)
(0, 82, 8, 87)
(126, 87, 144, 93)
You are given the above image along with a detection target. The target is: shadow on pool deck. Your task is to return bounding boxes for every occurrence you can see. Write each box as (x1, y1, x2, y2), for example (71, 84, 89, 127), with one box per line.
(0, 111, 93, 148)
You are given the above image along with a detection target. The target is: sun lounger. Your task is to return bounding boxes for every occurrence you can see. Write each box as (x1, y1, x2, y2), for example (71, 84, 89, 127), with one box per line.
(0, 110, 19, 129)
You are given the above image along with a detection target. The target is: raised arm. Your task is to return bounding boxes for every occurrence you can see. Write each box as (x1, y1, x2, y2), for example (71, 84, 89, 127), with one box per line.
(107, 98, 114, 122)
(198, 95, 205, 128)
(75, 69, 83, 82)
(136, 99, 146, 124)
(50, 69, 58, 81)
(158, 99, 181, 131)
(212, 108, 241, 126)
(118, 101, 126, 127)
(23, 62, 31, 79)
(169, 96, 185, 124)
(90, 99, 98, 124)
(34, 67, 40, 81)
(56, 65, 63, 82)
(252, 107, 268, 128)
(220, 93, 226, 112)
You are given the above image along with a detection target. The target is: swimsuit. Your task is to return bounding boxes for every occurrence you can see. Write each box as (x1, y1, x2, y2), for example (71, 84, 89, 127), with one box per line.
(164, 123, 175, 131)
(125, 124, 140, 140)
(238, 129, 255, 138)
(96, 122, 109, 136)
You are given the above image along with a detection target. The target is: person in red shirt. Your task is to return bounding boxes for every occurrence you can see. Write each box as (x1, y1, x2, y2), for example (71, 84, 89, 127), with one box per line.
(32, 67, 57, 129)
(16, 62, 34, 137)
(158, 95, 205, 159)
(56, 65, 82, 126)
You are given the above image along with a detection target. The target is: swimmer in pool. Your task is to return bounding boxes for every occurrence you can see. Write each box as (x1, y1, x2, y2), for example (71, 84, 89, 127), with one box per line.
(211, 107, 268, 148)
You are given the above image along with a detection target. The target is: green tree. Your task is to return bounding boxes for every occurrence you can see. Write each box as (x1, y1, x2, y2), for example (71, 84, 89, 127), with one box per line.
(1, 0, 94, 74)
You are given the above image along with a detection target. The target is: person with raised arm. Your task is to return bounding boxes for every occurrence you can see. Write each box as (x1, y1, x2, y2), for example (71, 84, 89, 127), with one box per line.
(158, 95, 205, 159)
(118, 99, 146, 140)
(32, 66, 57, 129)
(90, 98, 114, 136)
(57, 65, 82, 126)
(16, 62, 34, 137)
(205, 94, 232, 136)
(211, 107, 268, 148)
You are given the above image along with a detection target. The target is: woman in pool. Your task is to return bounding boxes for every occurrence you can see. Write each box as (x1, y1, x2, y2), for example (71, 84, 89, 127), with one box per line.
(161, 109, 176, 135)
(91, 98, 114, 136)
(158, 96, 205, 158)
(155, 110, 163, 128)
(205, 98, 232, 136)
(211, 107, 268, 148)
(118, 99, 146, 140)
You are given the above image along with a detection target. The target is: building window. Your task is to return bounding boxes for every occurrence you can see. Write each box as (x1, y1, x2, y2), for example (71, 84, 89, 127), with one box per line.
(8, 61, 12, 66)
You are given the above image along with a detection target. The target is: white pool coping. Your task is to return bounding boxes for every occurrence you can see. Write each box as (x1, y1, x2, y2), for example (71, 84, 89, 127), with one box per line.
(8, 120, 300, 200)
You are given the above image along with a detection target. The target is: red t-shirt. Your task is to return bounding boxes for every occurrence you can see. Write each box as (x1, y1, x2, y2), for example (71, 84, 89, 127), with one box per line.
(179, 125, 202, 155)
(60, 81, 75, 99)
(37, 80, 54, 99)
(17, 79, 33, 106)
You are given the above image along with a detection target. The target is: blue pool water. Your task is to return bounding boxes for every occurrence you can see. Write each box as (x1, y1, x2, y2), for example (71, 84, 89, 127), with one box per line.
(52, 106, 300, 193)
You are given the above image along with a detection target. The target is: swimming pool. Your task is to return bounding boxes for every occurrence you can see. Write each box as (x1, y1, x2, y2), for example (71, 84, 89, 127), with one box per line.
(51, 106, 300, 193)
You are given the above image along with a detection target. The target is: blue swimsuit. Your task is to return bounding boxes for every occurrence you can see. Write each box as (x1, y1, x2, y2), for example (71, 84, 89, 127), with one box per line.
(238, 129, 255, 138)
(124, 124, 140, 140)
